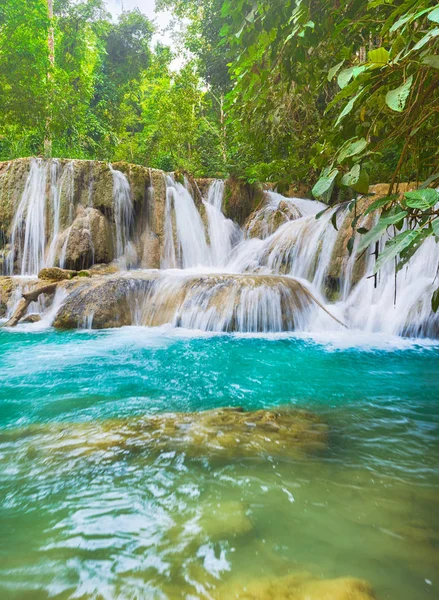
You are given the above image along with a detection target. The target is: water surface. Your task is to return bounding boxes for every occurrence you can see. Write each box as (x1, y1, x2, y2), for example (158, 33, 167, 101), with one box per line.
(0, 327, 438, 599)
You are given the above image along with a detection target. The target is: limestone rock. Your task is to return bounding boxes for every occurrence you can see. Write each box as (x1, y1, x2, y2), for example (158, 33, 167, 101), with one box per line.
(0, 158, 32, 236)
(52, 272, 319, 332)
(38, 267, 76, 281)
(199, 501, 253, 539)
(0, 276, 15, 316)
(216, 573, 376, 600)
(53, 275, 154, 330)
(245, 197, 303, 239)
(224, 177, 265, 225)
(2, 406, 328, 461)
(21, 314, 42, 324)
(61, 206, 114, 270)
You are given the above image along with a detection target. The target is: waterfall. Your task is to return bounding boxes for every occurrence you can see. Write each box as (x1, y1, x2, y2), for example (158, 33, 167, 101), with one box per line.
(204, 180, 242, 267)
(227, 198, 439, 337)
(46, 160, 74, 268)
(2, 158, 438, 338)
(110, 165, 136, 267)
(7, 159, 48, 276)
(130, 272, 315, 333)
(162, 177, 241, 269)
(162, 175, 210, 268)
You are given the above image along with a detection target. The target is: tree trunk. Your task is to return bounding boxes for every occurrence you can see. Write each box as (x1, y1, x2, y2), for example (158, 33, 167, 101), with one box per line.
(44, 0, 54, 158)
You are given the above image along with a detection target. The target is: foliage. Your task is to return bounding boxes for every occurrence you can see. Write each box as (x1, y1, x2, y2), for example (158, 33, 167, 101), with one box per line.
(0, 0, 226, 175)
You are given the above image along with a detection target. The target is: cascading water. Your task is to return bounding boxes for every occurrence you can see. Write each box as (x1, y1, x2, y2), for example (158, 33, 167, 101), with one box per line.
(2, 160, 438, 337)
(7, 159, 47, 276)
(162, 176, 241, 269)
(46, 160, 74, 268)
(204, 180, 241, 267)
(110, 165, 136, 267)
(162, 175, 211, 268)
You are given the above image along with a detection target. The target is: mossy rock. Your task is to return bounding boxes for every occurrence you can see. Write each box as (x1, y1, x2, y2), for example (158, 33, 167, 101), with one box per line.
(3, 406, 329, 461)
(224, 177, 265, 225)
(38, 267, 77, 281)
(216, 573, 376, 600)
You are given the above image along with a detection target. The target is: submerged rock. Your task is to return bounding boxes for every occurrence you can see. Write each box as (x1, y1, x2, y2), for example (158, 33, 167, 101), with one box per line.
(216, 573, 376, 599)
(199, 500, 253, 540)
(3, 407, 328, 461)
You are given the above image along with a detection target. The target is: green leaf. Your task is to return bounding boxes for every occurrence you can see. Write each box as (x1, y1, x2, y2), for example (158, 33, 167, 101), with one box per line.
(338, 67, 355, 89)
(357, 210, 408, 252)
(385, 75, 413, 112)
(432, 288, 439, 313)
(331, 211, 339, 231)
(316, 206, 331, 219)
(328, 60, 344, 82)
(420, 173, 439, 189)
(432, 218, 439, 239)
(423, 55, 439, 69)
(347, 236, 355, 255)
(413, 28, 439, 51)
(368, 47, 390, 64)
(312, 169, 338, 198)
(404, 188, 439, 210)
(352, 169, 369, 194)
(390, 13, 414, 33)
(373, 230, 420, 274)
(335, 87, 364, 126)
(341, 164, 361, 187)
(364, 194, 399, 215)
(397, 228, 431, 270)
(428, 7, 439, 24)
(341, 164, 369, 193)
(338, 138, 368, 163)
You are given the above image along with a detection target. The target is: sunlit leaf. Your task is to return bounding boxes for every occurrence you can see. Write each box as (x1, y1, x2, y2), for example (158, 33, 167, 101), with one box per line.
(368, 47, 390, 64)
(385, 75, 413, 112)
(373, 229, 421, 274)
(404, 188, 439, 210)
(357, 210, 408, 252)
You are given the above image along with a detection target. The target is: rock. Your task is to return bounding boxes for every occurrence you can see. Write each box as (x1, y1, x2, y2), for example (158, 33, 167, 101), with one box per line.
(245, 196, 303, 239)
(0, 158, 32, 236)
(1, 407, 328, 461)
(89, 263, 120, 275)
(224, 177, 265, 225)
(21, 314, 41, 324)
(0, 276, 15, 317)
(216, 573, 376, 600)
(60, 206, 114, 270)
(199, 501, 253, 540)
(52, 272, 319, 331)
(38, 267, 76, 281)
(53, 274, 153, 330)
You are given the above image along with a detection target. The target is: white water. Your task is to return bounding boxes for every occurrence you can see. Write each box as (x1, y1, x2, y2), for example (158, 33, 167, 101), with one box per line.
(130, 271, 315, 333)
(7, 159, 47, 275)
(110, 165, 135, 267)
(46, 161, 75, 268)
(2, 161, 438, 337)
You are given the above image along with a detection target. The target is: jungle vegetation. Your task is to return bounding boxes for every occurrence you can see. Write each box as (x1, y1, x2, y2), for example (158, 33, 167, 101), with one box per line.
(1, 0, 438, 296)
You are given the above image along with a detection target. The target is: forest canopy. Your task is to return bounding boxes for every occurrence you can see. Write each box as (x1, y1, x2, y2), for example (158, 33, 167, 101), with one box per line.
(0, 0, 438, 195)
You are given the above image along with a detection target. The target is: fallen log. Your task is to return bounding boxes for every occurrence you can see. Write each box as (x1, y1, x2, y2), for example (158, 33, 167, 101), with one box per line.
(3, 283, 58, 327)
